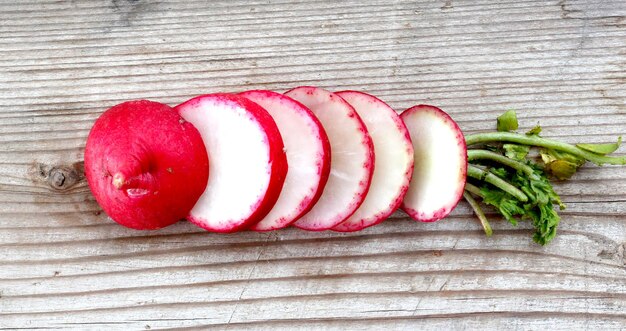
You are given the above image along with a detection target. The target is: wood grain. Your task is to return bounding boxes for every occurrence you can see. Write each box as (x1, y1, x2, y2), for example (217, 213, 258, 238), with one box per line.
(1, 0, 625, 329)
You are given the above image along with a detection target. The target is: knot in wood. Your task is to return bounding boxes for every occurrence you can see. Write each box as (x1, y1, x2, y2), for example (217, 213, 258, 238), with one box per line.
(47, 166, 80, 191)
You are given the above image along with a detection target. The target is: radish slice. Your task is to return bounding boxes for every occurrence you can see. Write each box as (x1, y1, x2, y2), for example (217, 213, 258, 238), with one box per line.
(332, 91, 414, 232)
(175, 93, 287, 233)
(400, 105, 467, 222)
(239, 90, 331, 231)
(285, 86, 374, 231)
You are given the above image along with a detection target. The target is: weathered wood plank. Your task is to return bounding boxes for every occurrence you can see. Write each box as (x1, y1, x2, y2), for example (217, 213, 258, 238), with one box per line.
(1, 0, 625, 329)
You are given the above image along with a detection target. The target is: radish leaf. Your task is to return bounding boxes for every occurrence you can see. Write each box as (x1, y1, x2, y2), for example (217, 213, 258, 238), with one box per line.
(540, 149, 586, 180)
(503, 143, 530, 161)
(526, 125, 542, 136)
(576, 136, 622, 155)
(497, 110, 518, 132)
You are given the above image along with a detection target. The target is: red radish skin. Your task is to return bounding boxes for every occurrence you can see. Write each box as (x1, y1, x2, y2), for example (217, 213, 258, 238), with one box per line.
(239, 90, 331, 231)
(332, 91, 414, 232)
(84, 100, 209, 230)
(175, 93, 287, 233)
(400, 105, 467, 222)
(285, 86, 374, 231)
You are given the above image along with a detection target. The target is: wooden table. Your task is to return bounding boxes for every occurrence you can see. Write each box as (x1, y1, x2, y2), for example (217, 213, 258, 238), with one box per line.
(1, 1, 625, 329)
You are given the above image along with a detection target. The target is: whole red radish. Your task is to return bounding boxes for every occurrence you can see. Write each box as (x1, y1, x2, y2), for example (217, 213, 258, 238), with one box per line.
(175, 93, 288, 233)
(285, 86, 375, 231)
(239, 90, 331, 231)
(400, 105, 467, 222)
(84, 100, 209, 230)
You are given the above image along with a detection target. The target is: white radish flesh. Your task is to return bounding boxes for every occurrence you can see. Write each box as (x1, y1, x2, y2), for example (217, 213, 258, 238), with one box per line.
(239, 90, 331, 231)
(400, 105, 467, 222)
(285, 86, 375, 231)
(332, 91, 414, 232)
(175, 93, 287, 233)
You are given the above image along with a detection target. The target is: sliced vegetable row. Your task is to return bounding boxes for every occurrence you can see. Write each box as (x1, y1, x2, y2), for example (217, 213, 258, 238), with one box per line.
(85, 86, 625, 244)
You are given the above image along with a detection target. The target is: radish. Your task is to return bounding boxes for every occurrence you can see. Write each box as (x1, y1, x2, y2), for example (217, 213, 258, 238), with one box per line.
(175, 94, 287, 233)
(238, 90, 331, 231)
(84, 100, 209, 230)
(83, 90, 626, 245)
(332, 91, 414, 232)
(285, 86, 374, 231)
(400, 105, 467, 222)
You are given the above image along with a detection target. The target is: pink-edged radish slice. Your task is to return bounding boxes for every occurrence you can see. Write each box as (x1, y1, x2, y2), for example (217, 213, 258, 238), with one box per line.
(332, 91, 414, 232)
(400, 105, 467, 222)
(239, 90, 331, 231)
(175, 93, 288, 233)
(285, 86, 374, 231)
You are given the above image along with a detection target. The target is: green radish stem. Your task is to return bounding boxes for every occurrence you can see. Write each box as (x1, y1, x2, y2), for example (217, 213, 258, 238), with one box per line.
(465, 132, 626, 165)
(467, 149, 535, 176)
(463, 191, 492, 236)
(467, 165, 528, 202)
(464, 182, 483, 197)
